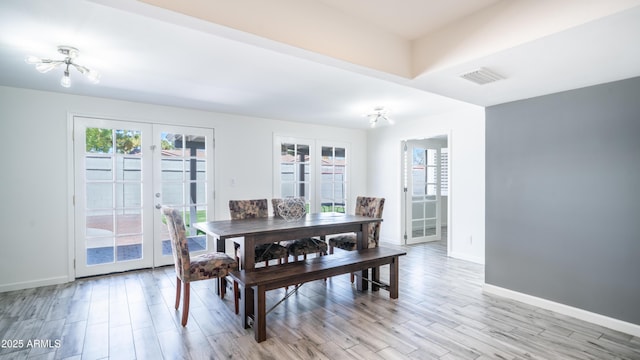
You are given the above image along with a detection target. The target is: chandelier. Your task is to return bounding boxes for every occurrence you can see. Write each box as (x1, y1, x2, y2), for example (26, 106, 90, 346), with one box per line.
(25, 45, 100, 88)
(366, 106, 394, 128)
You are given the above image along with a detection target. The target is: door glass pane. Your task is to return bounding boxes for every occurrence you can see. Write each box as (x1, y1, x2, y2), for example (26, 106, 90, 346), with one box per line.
(86, 211, 114, 239)
(86, 128, 113, 154)
(117, 235, 142, 261)
(162, 182, 183, 205)
(86, 183, 113, 209)
(86, 156, 112, 180)
(116, 209, 142, 235)
(424, 202, 436, 218)
(115, 130, 141, 154)
(424, 219, 437, 236)
(117, 156, 141, 181)
(116, 183, 141, 208)
(161, 159, 184, 181)
(412, 201, 425, 219)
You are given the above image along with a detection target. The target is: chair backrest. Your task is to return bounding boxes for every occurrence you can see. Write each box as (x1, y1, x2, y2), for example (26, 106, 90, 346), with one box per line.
(271, 198, 284, 217)
(229, 199, 268, 219)
(271, 197, 306, 218)
(161, 206, 190, 281)
(354, 196, 385, 248)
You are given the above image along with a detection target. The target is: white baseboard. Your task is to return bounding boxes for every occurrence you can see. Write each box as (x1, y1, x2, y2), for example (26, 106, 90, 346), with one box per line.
(483, 283, 640, 338)
(0, 276, 71, 293)
(449, 251, 484, 265)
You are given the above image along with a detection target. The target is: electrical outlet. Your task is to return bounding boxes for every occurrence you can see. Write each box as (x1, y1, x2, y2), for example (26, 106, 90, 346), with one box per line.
(469, 235, 473, 245)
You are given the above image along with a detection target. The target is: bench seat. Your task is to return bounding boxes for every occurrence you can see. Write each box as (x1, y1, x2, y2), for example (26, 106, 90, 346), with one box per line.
(230, 246, 407, 342)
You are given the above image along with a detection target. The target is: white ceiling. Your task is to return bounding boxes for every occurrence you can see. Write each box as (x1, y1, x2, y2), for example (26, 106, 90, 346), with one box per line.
(1, 0, 639, 129)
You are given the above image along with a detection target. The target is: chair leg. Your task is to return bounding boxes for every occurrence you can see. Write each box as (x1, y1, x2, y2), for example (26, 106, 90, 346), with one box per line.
(182, 282, 190, 326)
(350, 272, 355, 283)
(234, 280, 239, 315)
(329, 245, 334, 255)
(219, 277, 226, 299)
(175, 277, 182, 309)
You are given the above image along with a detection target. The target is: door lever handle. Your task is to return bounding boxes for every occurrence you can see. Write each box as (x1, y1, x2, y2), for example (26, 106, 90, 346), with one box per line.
(155, 204, 162, 209)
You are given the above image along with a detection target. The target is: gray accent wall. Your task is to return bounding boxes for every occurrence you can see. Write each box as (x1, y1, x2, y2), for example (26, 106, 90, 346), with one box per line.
(485, 77, 640, 325)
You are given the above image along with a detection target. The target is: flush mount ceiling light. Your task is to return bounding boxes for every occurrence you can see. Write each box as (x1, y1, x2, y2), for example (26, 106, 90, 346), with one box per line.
(366, 106, 394, 128)
(25, 45, 100, 88)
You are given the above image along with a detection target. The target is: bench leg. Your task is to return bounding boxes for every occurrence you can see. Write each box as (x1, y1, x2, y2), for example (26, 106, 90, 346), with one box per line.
(371, 266, 380, 291)
(240, 285, 253, 329)
(390, 256, 399, 299)
(240, 285, 255, 329)
(253, 285, 267, 342)
(356, 268, 369, 291)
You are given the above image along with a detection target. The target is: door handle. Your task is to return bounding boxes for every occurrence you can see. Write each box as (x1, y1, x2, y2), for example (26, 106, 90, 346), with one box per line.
(155, 204, 162, 209)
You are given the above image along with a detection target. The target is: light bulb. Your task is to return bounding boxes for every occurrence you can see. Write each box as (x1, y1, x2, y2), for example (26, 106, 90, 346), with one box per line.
(35, 62, 57, 73)
(25, 56, 41, 64)
(86, 69, 100, 83)
(60, 73, 71, 88)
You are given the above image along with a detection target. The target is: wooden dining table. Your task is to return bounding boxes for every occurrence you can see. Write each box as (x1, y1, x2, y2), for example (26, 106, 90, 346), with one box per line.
(193, 212, 382, 291)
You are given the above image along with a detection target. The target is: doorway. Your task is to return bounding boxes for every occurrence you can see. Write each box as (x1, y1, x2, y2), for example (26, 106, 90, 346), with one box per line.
(402, 136, 449, 246)
(73, 116, 214, 277)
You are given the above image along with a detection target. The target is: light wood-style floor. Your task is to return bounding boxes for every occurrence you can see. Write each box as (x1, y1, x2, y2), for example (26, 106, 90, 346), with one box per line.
(1, 240, 639, 359)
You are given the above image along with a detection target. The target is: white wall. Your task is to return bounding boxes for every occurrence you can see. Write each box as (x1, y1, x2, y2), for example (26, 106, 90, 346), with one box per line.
(0, 86, 367, 292)
(367, 106, 486, 264)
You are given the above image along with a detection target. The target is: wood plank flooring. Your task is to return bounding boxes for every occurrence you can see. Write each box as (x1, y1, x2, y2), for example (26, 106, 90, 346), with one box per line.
(1, 240, 639, 359)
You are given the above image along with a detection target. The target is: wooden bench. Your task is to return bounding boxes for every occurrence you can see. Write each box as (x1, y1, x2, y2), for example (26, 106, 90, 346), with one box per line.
(229, 246, 407, 342)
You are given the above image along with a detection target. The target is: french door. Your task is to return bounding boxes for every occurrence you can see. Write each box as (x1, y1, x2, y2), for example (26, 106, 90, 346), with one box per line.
(404, 140, 441, 244)
(73, 117, 214, 277)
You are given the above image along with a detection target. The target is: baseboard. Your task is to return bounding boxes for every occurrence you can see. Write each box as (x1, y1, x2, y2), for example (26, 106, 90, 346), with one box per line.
(449, 251, 484, 265)
(0, 276, 71, 293)
(483, 283, 640, 338)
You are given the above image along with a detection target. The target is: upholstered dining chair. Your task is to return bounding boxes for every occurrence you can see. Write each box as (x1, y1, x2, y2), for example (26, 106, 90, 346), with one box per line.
(228, 199, 289, 267)
(272, 198, 327, 261)
(162, 206, 238, 326)
(328, 196, 385, 282)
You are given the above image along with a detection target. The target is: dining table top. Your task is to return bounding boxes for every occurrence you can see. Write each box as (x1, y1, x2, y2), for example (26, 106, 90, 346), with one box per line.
(193, 212, 381, 239)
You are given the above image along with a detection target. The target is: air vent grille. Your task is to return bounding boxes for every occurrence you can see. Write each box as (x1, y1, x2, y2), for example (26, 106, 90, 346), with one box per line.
(460, 67, 504, 85)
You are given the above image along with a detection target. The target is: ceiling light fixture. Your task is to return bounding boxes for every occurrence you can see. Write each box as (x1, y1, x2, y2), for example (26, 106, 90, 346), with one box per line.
(25, 46, 100, 88)
(366, 106, 394, 128)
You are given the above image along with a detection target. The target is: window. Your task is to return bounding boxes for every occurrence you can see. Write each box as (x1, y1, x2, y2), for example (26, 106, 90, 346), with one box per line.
(274, 136, 348, 213)
(279, 142, 311, 206)
(320, 145, 347, 213)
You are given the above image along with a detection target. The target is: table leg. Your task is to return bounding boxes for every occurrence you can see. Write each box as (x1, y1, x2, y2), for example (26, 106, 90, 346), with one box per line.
(253, 285, 267, 342)
(356, 223, 369, 291)
(213, 236, 225, 295)
(242, 235, 256, 272)
(390, 256, 399, 299)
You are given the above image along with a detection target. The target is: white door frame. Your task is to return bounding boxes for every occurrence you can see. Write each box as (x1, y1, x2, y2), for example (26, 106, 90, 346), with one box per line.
(400, 131, 452, 253)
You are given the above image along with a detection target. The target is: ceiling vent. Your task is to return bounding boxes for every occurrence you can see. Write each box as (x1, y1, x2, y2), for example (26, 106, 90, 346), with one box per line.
(460, 67, 504, 85)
